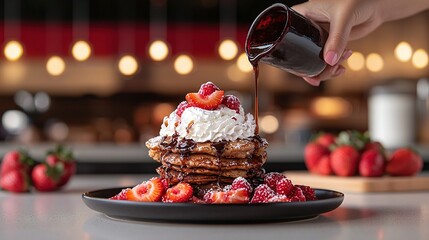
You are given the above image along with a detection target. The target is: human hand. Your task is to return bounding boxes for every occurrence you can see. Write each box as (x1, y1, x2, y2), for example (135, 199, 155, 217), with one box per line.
(293, 0, 383, 85)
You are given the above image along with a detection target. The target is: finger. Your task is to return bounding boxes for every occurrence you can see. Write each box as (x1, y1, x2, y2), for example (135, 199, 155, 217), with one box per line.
(323, 15, 353, 66)
(304, 63, 346, 85)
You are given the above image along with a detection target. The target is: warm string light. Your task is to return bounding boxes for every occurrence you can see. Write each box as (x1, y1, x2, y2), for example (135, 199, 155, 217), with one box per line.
(366, 53, 384, 72)
(46, 56, 66, 76)
(4, 40, 24, 61)
(412, 49, 429, 69)
(218, 39, 238, 60)
(395, 41, 413, 62)
(174, 54, 194, 75)
(148, 40, 169, 61)
(118, 55, 139, 76)
(72, 40, 91, 61)
(347, 52, 365, 71)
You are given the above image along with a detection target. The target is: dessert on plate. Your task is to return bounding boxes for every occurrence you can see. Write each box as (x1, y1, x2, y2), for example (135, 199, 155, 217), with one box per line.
(110, 82, 317, 203)
(146, 82, 267, 190)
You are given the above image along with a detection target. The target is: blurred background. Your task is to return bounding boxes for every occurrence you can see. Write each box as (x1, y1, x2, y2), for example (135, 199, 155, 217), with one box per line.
(0, 0, 428, 173)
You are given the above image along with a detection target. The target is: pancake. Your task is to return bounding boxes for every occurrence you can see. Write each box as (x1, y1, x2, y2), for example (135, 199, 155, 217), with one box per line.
(159, 152, 267, 170)
(146, 135, 268, 159)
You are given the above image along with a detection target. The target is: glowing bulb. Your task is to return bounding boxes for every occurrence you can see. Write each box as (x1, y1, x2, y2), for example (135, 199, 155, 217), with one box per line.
(149, 40, 169, 61)
(218, 39, 238, 60)
(395, 41, 413, 62)
(4, 40, 24, 61)
(72, 40, 91, 61)
(366, 53, 384, 72)
(118, 55, 139, 76)
(347, 52, 365, 71)
(46, 56, 66, 76)
(260, 115, 279, 134)
(174, 54, 194, 75)
(236, 53, 253, 72)
(412, 49, 429, 69)
(311, 97, 351, 118)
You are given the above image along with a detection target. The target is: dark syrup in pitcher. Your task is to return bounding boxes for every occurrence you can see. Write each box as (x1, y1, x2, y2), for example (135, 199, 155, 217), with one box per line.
(246, 4, 328, 133)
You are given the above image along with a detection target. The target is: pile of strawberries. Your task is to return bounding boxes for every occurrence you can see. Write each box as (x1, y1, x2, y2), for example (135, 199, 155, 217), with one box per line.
(0, 145, 76, 193)
(110, 172, 317, 204)
(304, 130, 424, 177)
(176, 82, 241, 116)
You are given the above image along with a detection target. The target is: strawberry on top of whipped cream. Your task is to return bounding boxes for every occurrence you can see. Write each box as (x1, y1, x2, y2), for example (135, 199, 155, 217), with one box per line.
(160, 105, 256, 142)
(159, 82, 256, 142)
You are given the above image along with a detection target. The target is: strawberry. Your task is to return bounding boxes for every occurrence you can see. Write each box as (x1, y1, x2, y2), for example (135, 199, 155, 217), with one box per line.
(45, 145, 76, 187)
(304, 143, 330, 173)
(0, 170, 29, 193)
(126, 177, 164, 202)
(222, 95, 241, 113)
(250, 184, 276, 203)
(110, 188, 131, 200)
(359, 149, 385, 177)
(386, 148, 423, 176)
(198, 82, 220, 96)
(263, 172, 285, 190)
(315, 155, 333, 175)
(32, 163, 62, 192)
(330, 145, 359, 176)
(231, 177, 252, 193)
(335, 130, 370, 151)
(185, 90, 224, 110)
(1, 150, 34, 176)
(363, 141, 385, 153)
(275, 177, 293, 196)
(176, 101, 192, 117)
(162, 182, 193, 203)
(204, 188, 249, 204)
(191, 196, 205, 204)
(314, 133, 336, 148)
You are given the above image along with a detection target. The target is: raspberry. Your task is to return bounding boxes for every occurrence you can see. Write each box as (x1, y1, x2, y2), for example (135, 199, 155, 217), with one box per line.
(275, 178, 293, 196)
(222, 95, 241, 113)
(268, 194, 291, 203)
(231, 177, 252, 193)
(263, 172, 285, 190)
(297, 185, 317, 201)
(176, 101, 191, 117)
(289, 186, 306, 202)
(250, 184, 276, 203)
(198, 82, 220, 96)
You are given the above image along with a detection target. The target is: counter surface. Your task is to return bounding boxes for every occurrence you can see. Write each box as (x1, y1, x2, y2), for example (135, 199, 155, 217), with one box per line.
(1, 174, 429, 240)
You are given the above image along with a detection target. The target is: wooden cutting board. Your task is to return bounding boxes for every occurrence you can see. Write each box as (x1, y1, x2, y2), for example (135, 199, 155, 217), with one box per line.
(285, 171, 429, 193)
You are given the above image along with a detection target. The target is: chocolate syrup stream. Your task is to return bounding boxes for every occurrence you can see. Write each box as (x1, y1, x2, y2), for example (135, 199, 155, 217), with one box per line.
(253, 64, 259, 135)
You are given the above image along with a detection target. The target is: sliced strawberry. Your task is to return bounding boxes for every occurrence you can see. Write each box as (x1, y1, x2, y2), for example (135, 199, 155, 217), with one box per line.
(222, 95, 241, 113)
(204, 188, 249, 204)
(0, 170, 29, 193)
(162, 182, 193, 203)
(176, 101, 192, 117)
(191, 196, 205, 204)
(110, 188, 131, 200)
(198, 82, 220, 96)
(126, 177, 164, 202)
(185, 90, 224, 110)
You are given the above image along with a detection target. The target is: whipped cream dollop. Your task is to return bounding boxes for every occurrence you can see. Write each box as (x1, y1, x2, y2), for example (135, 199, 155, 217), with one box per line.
(159, 105, 256, 142)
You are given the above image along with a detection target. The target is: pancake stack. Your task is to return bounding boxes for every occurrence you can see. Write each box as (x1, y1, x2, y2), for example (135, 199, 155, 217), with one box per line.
(146, 135, 268, 187)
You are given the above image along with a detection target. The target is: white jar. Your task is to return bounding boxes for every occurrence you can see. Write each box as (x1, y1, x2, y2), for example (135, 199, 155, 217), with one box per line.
(368, 82, 416, 149)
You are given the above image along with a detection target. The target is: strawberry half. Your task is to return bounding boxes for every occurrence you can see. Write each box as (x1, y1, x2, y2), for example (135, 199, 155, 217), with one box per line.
(186, 90, 224, 110)
(110, 188, 131, 200)
(162, 182, 193, 203)
(126, 177, 164, 202)
(204, 188, 249, 204)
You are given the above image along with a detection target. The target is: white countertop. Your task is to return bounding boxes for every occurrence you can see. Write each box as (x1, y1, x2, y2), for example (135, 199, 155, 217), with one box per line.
(1, 174, 429, 240)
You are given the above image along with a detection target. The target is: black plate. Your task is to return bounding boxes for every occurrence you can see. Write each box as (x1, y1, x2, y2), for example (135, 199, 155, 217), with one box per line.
(82, 187, 344, 223)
